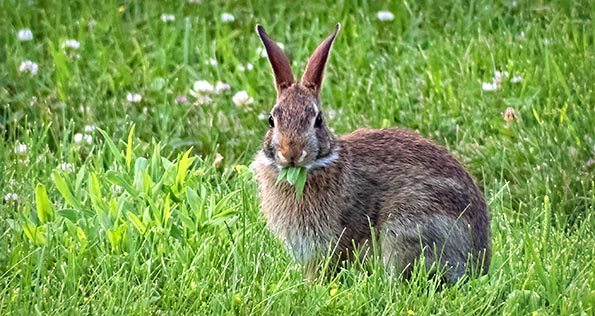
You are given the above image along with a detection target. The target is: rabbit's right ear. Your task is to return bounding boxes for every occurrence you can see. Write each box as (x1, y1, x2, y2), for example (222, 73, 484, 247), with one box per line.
(256, 25, 295, 94)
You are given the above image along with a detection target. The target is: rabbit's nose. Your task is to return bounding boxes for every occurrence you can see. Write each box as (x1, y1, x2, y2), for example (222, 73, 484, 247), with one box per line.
(278, 147, 307, 166)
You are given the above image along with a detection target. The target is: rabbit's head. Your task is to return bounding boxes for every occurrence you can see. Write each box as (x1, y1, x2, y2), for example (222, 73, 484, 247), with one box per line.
(256, 24, 340, 169)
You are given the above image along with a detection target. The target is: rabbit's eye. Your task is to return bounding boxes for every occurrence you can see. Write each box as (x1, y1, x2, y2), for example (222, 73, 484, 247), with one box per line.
(314, 112, 323, 128)
(268, 114, 275, 128)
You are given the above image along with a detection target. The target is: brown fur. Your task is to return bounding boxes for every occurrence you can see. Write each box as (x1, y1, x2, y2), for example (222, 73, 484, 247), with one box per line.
(253, 24, 491, 282)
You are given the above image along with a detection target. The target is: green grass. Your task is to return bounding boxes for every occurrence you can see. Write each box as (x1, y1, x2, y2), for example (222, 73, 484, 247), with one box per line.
(1, 0, 595, 314)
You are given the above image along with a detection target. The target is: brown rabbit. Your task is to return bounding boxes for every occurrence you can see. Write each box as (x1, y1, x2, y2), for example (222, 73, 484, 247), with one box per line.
(252, 24, 491, 283)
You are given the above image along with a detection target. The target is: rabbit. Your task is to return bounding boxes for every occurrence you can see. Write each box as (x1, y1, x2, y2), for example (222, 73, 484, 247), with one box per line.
(252, 23, 491, 283)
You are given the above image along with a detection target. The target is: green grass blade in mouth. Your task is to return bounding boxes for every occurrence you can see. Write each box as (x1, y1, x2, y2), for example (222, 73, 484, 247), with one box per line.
(276, 166, 308, 199)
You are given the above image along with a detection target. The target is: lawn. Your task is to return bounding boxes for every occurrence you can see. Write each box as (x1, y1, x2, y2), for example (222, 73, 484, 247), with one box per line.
(1, 0, 594, 314)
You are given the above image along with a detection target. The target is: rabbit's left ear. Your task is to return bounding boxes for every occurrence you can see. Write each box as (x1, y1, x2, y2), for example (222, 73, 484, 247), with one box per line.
(301, 23, 341, 96)
(256, 25, 296, 94)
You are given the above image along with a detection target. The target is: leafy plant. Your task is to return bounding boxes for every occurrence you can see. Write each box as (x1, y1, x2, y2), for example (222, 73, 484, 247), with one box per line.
(276, 166, 308, 199)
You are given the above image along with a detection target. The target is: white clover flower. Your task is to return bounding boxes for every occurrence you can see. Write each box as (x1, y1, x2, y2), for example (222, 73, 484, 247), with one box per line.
(493, 71, 509, 83)
(215, 81, 231, 94)
(237, 63, 254, 72)
(84, 125, 97, 133)
(232, 91, 254, 106)
(126, 92, 142, 103)
(73, 133, 84, 143)
(481, 82, 498, 91)
(192, 80, 214, 93)
(3, 193, 19, 202)
(18, 60, 39, 75)
(14, 144, 28, 154)
(17, 29, 33, 41)
(57, 162, 75, 172)
(377, 10, 395, 21)
(88, 20, 97, 31)
(257, 112, 267, 120)
(195, 95, 213, 105)
(188, 0, 201, 3)
(221, 13, 235, 23)
(213, 153, 224, 167)
(257, 43, 284, 58)
(160, 14, 175, 22)
(482, 70, 511, 91)
(510, 76, 522, 83)
(516, 31, 525, 41)
(61, 39, 81, 50)
(205, 58, 218, 66)
(256, 47, 266, 58)
(74, 133, 93, 144)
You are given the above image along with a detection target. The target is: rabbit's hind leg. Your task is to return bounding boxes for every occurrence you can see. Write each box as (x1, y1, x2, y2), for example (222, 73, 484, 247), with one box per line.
(380, 215, 472, 283)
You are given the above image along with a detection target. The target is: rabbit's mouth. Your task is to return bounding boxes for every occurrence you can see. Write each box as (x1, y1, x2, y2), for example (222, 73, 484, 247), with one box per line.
(275, 148, 309, 168)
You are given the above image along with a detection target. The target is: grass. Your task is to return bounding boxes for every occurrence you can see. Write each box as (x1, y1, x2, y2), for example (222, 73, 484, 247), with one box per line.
(1, 0, 595, 314)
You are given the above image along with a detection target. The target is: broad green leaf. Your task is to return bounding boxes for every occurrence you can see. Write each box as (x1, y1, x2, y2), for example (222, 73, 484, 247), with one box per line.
(276, 167, 308, 199)
(89, 172, 108, 214)
(53, 170, 83, 209)
(295, 167, 308, 199)
(57, 209, 78, 222)
(128, 212, 146, 234)
(133, 157, 149, 192)
(76, 226, 87, 243)
(276, 168, 289, 185)
(35, 183, 54, 223)
(97, 128, 123, 163)
(107, 224, 126, 252)
(162, 164, 177, 187)
(75, 164, 87, 193)
(161, 157, 174, 170)
(177, 210, 195, 230)
(22, 220, 47, 246)
(175, 149, 196, 189)
(142, 205, 152, 227)
(150, 142, 162, 181)
(143, 173, 155, 197)
(186, 187, 200, 208)
(186, 187, 203, 221)
(286, 167, 301, 185)
(106, 171, 138, 198)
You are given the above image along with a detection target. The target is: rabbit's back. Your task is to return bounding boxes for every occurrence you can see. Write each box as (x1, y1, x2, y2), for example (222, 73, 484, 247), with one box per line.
(341, 127, 491, 277)
(341, 127, 483, 219)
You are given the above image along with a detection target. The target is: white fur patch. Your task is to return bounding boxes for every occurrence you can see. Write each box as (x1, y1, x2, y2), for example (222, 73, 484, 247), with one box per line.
(297, 150, 308, 163)
(271, 130, 280, 144)
(285, 229, 325, 263)
(253, 151, 276, 167)
(311, 101, 318, 113)
(305, 151, 339, 169)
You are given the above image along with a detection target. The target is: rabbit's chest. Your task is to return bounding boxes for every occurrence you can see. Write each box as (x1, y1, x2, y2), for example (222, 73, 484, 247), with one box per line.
(264, 204, 338, 263)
